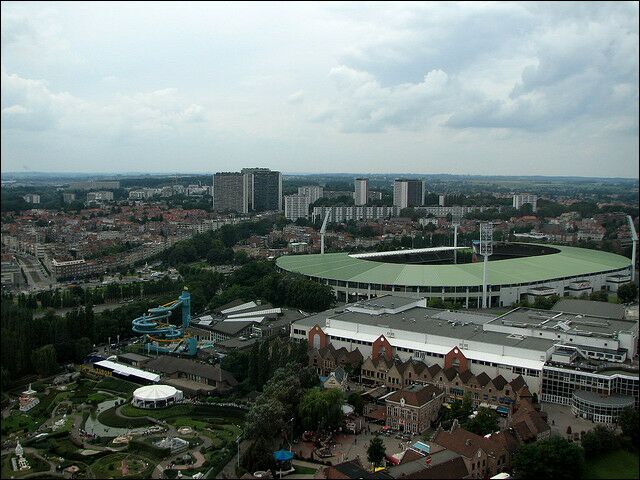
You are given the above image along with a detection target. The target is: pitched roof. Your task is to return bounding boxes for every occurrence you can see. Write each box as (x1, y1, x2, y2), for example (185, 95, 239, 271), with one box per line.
(443, 367, 458, 382)
(492, 375, 508, 391)
(509, 375, 526, 393)
(476, 372, 491, 387)
(145, 356, 237, 386)
(489, 430, 521, 454)
(427, 364, 442, 377)
(434, 426, 506, 460)
(458, 370, 474, 384)
(401, 456, 470, 479)
(327, 459, 394, 479)
(386, 384, 443, 407)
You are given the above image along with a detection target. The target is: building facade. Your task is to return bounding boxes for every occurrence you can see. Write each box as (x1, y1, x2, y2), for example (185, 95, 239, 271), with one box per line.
(213, 172, 249, 213)
(385, 384, 444, 433)
(311, 205, 402, 223)
(394, 179, 425, 209)
(513, 194, 538, 213)
(354, 178, 369, 206)
(298, 186, 324, 205)
(285, 194, 310, 221)
(242, 168, 282, 212)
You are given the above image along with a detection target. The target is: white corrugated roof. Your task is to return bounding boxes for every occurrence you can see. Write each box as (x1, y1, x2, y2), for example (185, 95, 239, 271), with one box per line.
(223, 316, 265, 324)
(220, 301, 257, 314)
(94, 360, 160, 382)
(227, 308, 281, 318)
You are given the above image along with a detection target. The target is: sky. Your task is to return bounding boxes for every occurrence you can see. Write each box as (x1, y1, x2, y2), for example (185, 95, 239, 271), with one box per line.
(1, 1, 638, 177)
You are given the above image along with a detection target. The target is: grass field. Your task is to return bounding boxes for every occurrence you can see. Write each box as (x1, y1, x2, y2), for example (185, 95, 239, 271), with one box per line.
(95, 377, 139, 396)
(90, 453, 154, 479)
(584, 450, 639, 479)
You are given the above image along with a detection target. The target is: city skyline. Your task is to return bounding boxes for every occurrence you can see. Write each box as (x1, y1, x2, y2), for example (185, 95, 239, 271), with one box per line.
(1, 2, 638, 177)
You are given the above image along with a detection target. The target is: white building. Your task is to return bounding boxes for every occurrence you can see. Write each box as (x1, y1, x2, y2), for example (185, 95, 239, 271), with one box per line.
(290, 295, 639, 415)
(513, 194, 538, 213)
(439, 194, 446, 207)
(86, 191, 114, 202)
(23, 194, 40, 204)
(284, 194, 310, 221)
(298, 186, 324, 205)
(312, 205, 402, 223)
(354, 178, 369, 206)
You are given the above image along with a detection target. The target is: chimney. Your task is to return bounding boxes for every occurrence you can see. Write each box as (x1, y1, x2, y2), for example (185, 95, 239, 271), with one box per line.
(465, 439, 471, 446)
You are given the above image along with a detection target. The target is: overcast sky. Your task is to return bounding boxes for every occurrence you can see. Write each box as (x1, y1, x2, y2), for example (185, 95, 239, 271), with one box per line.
(1, 1, 638, 177)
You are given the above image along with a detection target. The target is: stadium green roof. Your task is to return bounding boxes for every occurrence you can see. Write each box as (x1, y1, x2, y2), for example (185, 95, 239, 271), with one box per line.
(276, 244, 631, 287)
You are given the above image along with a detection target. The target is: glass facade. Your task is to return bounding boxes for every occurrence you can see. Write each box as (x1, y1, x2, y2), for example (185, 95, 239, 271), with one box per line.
(571, 391, 635, 424)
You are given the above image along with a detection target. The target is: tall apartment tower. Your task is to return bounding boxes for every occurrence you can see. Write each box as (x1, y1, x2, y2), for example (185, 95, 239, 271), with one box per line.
(354, 178, 369, 206)
(284, 194, 310, 221)
(298, 186, 324, 205)
(393, 179, 425, 209)
(242, 168, 282, 212)
(213, 172, 249, 213)
(513, 194, 538, 213)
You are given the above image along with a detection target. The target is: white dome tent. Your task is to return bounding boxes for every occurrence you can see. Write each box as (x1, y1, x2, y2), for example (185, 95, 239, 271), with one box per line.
(132, 385, 183, 409)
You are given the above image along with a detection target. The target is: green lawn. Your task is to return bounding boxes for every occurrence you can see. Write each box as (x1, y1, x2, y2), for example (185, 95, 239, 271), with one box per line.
(90, 453, 154, 479)
(95, 377, 139, 396)
(293, 463, 319, 474)
(584, 450, 639, 479)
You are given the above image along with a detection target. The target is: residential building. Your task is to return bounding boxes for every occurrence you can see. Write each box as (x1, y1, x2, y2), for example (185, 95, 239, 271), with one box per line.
(312, 205, 401, 223)
(62, 192, 76, 203)
(354, 178, 369, 206)
(285, 194, 310, 221)
(213, 172, 249, 213)
(242, 167, 282, 212)
(23, 194, 40, 204)
(513, 194, 538, 213)
(385, 384, 444, 434)
(298, 186, 324, 205)
(433, 423, 509, 479)
(323, 366, 348, 390)
(394, 179, 425, 209)
(439, 194, 446, 207)
(86, 191, 114, 202)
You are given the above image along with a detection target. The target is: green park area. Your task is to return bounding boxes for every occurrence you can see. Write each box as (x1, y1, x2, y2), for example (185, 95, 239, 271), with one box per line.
(1, 453, 50, 478)
(90, 453, 155, 479)
(584, 450, 639, 479)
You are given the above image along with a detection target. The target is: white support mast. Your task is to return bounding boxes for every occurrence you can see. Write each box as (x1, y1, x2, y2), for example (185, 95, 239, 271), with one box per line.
(320, 210, 330, 254)
(452, 211, 462, 264)
(628, 215, 638, 282)
(480, 222, 494, 309)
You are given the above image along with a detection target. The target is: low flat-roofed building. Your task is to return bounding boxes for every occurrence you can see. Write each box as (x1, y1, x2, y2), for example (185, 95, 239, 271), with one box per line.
(117, 352, 151, 367)
(552, 298, 627, 320)
(93, 360, 159, 385)
(145, 356, 237, 393)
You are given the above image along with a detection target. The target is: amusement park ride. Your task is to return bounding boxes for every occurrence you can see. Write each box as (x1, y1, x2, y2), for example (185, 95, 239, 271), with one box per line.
(131, 287, 197, 356)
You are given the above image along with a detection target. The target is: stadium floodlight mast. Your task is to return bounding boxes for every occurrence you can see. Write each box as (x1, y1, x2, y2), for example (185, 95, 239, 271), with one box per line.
(628, 215, 638, 282)
(480, 222, 494, 309)
(452, 210, 462, 264)
(320, 210, 330, 255)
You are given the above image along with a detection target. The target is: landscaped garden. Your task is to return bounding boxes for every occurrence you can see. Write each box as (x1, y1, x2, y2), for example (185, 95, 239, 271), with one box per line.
(1, 453, 50, 478)
(90, 453, 155, 479)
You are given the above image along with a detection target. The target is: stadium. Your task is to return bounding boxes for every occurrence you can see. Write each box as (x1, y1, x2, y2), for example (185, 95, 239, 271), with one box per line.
(276, 243, 632, 308)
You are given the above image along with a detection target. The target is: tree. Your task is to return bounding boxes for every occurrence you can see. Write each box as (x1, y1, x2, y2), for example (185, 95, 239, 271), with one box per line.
(618, 406, 640, 447)
(589, 290, 609, 302)
(74, 337, 93, 363)
(245, 397, 286, 440)
(298, 388, 344, 431)
(241, 437, 276, 474)
(512, 436, 584, 480)
(348, 392, 365, 415)
(31, 344, 58, 376)
(617, 282, 638, 303)
(367, 437, 386, 469)
(581, 425, 618, 457)
(466, 408, 499, 436)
